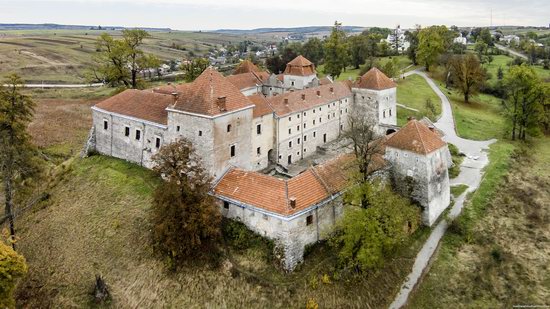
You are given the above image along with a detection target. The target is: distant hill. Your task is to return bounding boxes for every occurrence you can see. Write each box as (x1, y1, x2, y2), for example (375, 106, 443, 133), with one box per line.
(213, 26, 366, 35)
(0, 23, 171, 32)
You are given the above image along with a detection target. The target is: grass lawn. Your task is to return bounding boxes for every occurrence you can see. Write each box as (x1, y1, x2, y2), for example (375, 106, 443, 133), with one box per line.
(408, 138, 550, 308)
(483, 54, 550, 85)
(434, 80, 507, 140)
(396, 74, 441, 126)
(317, 55, 413, 81)
(450, 184, 468, 198)
(14, 154, 432, 308)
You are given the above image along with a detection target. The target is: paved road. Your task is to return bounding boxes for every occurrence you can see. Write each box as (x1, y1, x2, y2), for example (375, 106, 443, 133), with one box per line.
(495, 44, 528, 60)
(389, 70, 496, 309)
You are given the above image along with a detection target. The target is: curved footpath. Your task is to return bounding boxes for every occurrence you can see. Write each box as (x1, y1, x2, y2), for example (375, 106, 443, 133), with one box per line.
(389, 70, 496, 309)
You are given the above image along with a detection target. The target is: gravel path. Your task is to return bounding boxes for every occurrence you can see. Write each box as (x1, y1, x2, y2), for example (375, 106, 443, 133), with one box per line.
(389, 70, 496, 309)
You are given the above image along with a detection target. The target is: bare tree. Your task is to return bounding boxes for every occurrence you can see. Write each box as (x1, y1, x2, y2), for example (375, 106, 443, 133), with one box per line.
(343, 106, 385, 182)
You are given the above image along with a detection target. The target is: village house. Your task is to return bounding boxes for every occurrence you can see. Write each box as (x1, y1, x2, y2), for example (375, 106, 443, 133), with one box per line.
(88, 55, 451, 270)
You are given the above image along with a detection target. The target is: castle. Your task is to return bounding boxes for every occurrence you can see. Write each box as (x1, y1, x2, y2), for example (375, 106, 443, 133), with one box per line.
(89, 56, 451, 270)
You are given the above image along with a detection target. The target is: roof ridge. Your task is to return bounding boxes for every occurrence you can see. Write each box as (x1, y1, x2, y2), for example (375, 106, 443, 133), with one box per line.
(413, 121, 429, 154)
(310, 165, 332, 196)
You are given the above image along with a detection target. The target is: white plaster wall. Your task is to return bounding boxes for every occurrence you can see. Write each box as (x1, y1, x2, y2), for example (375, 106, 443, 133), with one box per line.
(251, 113, 275, 170)
(283, 74, 317, 89)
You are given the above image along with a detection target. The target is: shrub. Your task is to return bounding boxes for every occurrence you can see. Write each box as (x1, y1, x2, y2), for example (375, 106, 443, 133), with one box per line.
(0, 241, 28, 309)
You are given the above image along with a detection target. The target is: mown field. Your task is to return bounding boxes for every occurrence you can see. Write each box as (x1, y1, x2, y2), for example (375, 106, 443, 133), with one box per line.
(0, 29, 264, 83)
(396, 74, 441, 126)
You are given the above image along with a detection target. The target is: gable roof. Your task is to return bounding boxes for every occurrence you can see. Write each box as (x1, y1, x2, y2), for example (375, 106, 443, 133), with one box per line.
(385, 120, 447, 155)
(94, 89, 174, 125)
(267, 82, 352, 117)
(353, 67, 397, 90)
(234, 60, 260, 74)
(226, 71, 270, 91)
(171, 67, 254, 116)
(248, 94, 274, 118)
(213, 151, 387, 217)
(283, 55, 316, 76)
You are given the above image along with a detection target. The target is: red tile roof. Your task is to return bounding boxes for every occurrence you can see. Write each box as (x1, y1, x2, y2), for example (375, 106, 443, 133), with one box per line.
(385, 120, 447, 154)
(353, 67, 397, 90)
(283, 55, 316, 76)
(94, 89, 174, 125)
(267, 82, 352, 117)
(234, 60, 260, 74)
(248, 94, 274, 118)
(213, 152, 387, 217)
(226, 71, 270, 91)
(171, 68, 254, 116)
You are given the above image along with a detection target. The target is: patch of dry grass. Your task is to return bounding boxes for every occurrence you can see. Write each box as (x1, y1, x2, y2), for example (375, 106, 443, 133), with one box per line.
(14, 155, 431, 308)
(408, 138, 550, 308)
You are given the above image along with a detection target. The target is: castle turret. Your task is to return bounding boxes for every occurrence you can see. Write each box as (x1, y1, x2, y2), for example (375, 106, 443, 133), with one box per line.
(384, 119, 450, 226)
(282, 55, 317, 90)
(351, 67, 397, 135)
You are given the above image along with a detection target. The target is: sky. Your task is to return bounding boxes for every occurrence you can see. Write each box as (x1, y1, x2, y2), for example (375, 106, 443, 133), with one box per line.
(1, 0, 548, 30)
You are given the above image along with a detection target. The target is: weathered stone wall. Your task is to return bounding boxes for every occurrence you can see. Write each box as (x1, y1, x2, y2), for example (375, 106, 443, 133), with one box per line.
(385, 146, 450, 226)
(92, 107, 167, 168)
(274, 96, 352, 166)
(217, 196, 344, 271)
(251, 114, 275, 170)
(283, 74, 317, 90)
(351, 87, 397, 130)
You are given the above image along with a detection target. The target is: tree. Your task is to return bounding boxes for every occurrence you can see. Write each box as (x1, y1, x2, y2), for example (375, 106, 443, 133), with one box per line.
(348, 35, 368, 69)
(323, 21, 349, 78)
(0, 240, 27, 309)
(92, 30, 160, 89)
(331, 182, 420, 271)
(417, 26, 449, 71)
(381, 57, 399, 78)
(150, 139, 221, 265)
(343, 106, 384, 182)
(449, 54, 486, 103)
(474, 39, 488, 58)
(265, 54, 286, 74)
(502, 65, 547, 140)
(405, 26, 420, 65)
(181, 58, 210, 82)
(497, 66, 504, 80)
(0, 74, 41, 248)
(302, 38, 324, 66)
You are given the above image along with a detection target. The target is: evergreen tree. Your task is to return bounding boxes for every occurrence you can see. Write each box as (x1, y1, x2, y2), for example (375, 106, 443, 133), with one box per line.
(0, 74, 41, 248)
(323, 21, 349, 78)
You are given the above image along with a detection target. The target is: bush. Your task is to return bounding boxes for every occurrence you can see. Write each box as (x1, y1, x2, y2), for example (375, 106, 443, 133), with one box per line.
(0, 241, 28, 309)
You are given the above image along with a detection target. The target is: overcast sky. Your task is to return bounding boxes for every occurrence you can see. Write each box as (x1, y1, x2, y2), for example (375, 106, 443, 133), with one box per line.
(1, 0, 548, 30)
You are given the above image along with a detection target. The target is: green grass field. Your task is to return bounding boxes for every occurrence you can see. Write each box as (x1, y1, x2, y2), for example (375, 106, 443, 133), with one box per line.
(483, 54, 550, 85)
(396, 74, 441, 126)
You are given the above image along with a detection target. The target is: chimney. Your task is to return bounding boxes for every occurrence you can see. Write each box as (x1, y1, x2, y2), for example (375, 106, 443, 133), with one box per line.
(289, 197, 296, 208)
(428, 126, 435, 132)
(217, 96, 227, 111)
(301, 94, 306, 100)
(330, 87, 334, 93)
(284, 98, 289, 105)
(407, 116, 416, 121)
(316, 90, 321, 96)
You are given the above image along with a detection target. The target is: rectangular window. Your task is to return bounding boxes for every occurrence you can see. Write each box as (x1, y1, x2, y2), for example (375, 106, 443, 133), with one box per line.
(306, 214, 313, 226)
(313, 131, 317, 138)
(297, 138, 300, 144)
(256, 124, 262, 135)
(288, 116, 292, 122)
(155, 137, 161, 149)
(289, 141, 292, 148)
(333, 112, 336, 117)
(288, 128, 292, 134)
(223, 201, 229, 209)
(303, 112, 307, 116)
(328, 114, 331, 120)
(227, 124, 232, 132)
(230, 145, 236, 157)
(199, 130, 203, 136)
(176, 125, 181, 132)
(389, 109, 392, 116)
(135, 129, 141, 141)
(313, 109, 316, 114)
(303, 123, 306, 129)
(257, 147, 261, 155)
(296, 125, 300, 131)
(304, 135, 307, 142)
(297, 114, 300, 119)
(319, 117, 322, 123)
(304, 148, 307, 153)
(124, 126, 130, 137)
(340, 124, 343, 130)
(103, 120, 108, 130)
(313, 119, 316, 125)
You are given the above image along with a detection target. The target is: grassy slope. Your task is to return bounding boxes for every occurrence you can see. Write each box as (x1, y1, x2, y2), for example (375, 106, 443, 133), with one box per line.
(483, 55, 550, 85)
(15, 155, 431, 308)
(408, 138, 550, 308)
(0, 30, 258, 83)
(396, 74, 441, 126)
